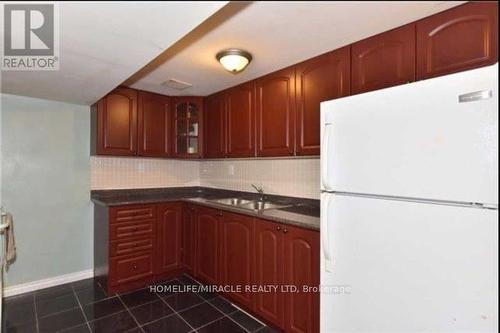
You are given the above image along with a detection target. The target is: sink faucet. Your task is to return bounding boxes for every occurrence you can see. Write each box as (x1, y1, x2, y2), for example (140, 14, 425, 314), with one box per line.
(251, 184, 266, 202)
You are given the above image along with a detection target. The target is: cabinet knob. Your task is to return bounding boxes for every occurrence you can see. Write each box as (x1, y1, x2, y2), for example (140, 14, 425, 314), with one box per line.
(276, 226, 281, 231)
(218, 212, 223, 217)
(132, 264, 137, 270)
(283, 228, 288, 234)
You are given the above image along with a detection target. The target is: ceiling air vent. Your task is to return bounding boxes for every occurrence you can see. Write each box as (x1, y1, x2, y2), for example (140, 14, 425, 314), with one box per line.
(161, 79, 193, 90)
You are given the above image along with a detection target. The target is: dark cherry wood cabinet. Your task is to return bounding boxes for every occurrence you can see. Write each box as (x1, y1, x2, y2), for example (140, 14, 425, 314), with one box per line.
(256, 67, 296, 157)
(351, 24, 416, 94)
(220, 211, 255, 309)
(137, 91, 171, 157)
(182, 204, 197, 276)
(204, 93, 226, 158)
(95, 201, 320, 330)
(194, 206, 220, 285)
(295, 47, 351, 155)
(416, 1, 498, 80)
(93, 87, 138, 156)
(97, 204, 157, 294)
(227, 82, 256, 157)
(173, 97, 203, 158)
(155, 202, 183, 278)
(284, 225, 320, 333)
(254, 219, 286, 329)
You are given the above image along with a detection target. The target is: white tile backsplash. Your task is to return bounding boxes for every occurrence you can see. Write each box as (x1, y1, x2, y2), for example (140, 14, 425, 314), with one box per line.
(91, 156, 320, 199)
(199, 158, 320, 199)
(90, 156, 200, 189)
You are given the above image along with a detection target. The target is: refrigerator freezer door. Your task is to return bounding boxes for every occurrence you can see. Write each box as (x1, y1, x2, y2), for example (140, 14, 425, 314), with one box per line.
(320, 193, 498, 332)
(321, 64, 498, 205)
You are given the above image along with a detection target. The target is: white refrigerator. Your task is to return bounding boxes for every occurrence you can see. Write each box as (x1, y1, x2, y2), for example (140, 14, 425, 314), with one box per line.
(320, 64, 498, 332)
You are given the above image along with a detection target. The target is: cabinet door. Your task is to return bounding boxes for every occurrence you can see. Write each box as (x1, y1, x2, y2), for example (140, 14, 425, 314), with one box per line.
(195, 207, 220, 284)
(227, 82, 256, 157)
(156, 203, 182, 275)
(254, 219, 285, 329)
(182, 204, 196, 275)
(220, 212, 254, 308)
(284, 226, 320, 333)
(295, 47, 350, 156)
(204, 93, 226, 158)
(351, 24, 416, 94)
(96, 87, 137, 156)
(256, 67, 295, 157)
(173, 97, 204, 158)
(416, 2, 498, 80)
(138, 91, 171, 157)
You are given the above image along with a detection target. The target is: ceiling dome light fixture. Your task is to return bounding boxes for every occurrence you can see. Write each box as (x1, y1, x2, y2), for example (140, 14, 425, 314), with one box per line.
(216, 49, 252, 74)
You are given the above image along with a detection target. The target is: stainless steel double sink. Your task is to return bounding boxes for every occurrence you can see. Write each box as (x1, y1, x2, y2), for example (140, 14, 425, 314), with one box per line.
(209, 197, 291, 211)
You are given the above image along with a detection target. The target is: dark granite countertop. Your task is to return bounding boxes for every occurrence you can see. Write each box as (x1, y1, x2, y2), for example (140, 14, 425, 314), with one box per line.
(91, 187, 320, 231)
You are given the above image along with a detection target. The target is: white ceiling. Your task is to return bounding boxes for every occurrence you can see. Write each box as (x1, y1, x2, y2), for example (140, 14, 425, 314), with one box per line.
(129, 1, 464, 97)
(0, 1, 227, 105)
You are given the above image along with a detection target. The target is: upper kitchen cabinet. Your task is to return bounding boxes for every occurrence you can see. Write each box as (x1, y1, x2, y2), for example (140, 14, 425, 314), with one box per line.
(92, 87, 138, 156)
(204, 92, 226, 158)
(173, 97, 203, 158)
(351, 24, 416, 94)
(137, 91, 171, 157)
(256, 67, 295, 157)
(295, 47, 351, 155)
(227, 82, 256, 157)
(416, 2, 498, 80)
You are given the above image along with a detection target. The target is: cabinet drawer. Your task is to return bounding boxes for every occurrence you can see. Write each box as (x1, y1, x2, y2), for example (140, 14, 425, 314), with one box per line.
(110, 252, 153, 286)
(110, 220, 154, 240)
(110, 205, 156, 224)
(110, 237, 153, 257)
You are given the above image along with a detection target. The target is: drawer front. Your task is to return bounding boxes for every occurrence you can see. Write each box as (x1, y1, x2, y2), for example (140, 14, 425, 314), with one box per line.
(110, 205, 156, 224)
(110, 237, 153, 257)
(110, 220, 154, 240)
(110, 252, 153, 286)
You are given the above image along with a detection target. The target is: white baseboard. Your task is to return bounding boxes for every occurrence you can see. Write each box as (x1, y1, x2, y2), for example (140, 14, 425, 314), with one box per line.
(3, 269, 94, 297)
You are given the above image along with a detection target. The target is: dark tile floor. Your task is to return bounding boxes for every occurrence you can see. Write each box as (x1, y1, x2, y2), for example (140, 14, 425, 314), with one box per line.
(3, 274, 277, 333)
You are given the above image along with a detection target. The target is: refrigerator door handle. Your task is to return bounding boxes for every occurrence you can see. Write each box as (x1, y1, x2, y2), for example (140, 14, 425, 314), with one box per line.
(321, 123, 333, 191)
(321, 193, 334, 272)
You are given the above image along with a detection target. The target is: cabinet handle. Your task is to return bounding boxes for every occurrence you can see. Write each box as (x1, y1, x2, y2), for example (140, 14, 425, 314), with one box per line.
(276, 226, 281, 231)
(283, 228, 288, 234)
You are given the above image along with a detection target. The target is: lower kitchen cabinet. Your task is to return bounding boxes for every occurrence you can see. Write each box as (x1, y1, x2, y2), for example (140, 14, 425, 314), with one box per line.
(155, 202, 183, 278)
(254, 219, 286, 329)
(220, 211, 255, 309)
(95, 203, 157, 294)
(95, 201, 320, 332)
(194, 206, 221, 285)
(182, 204, 196, 275)
(284, 225, 320, 333)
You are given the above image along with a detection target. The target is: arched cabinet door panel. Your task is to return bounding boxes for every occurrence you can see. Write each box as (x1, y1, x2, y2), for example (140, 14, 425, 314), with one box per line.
(256, 67, 295, 157)
(351, 24, 416, 94)
(96, 87, 138, 156)
(295, 47, 350, 155)
(416, 2, 498, 80)
(138, 91, 171, 157)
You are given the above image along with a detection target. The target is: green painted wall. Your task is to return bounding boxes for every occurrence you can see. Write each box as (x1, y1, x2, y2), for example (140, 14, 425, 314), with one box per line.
(1, 94, 92, 286)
